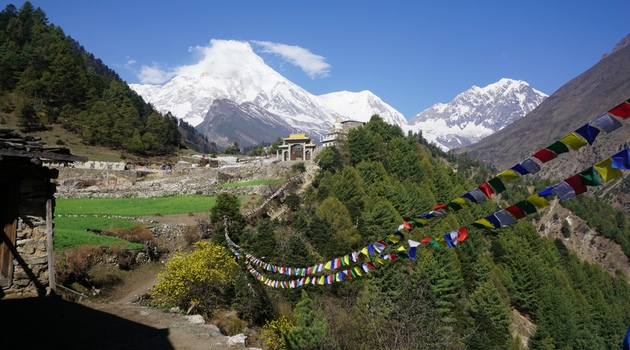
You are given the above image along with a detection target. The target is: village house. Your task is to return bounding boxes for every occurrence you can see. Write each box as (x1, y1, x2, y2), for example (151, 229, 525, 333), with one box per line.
(0, 129, 86, 297)
(320, 116, 365, 148)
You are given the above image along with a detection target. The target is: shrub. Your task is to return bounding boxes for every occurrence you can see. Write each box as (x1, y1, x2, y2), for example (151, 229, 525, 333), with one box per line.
(183, 226, 201, 245)
(55, 244, 103, 285)
(56, 138, 65, 145)
(105, 223, 155, 245)
(260, 316, 295, 350)
(292, 162, 306, 173)
(150, 242, 238, 316)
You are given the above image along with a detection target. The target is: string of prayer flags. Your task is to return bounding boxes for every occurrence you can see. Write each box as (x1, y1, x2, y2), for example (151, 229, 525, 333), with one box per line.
(607, 99, 630, 118)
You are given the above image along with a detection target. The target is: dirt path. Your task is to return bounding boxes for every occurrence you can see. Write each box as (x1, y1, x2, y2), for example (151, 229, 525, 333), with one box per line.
(269, 165, 318, 220)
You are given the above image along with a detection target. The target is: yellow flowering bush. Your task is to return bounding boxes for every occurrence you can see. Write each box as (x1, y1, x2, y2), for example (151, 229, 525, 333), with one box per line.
(150, 242, 238, 314)
(260, 316, 295, 350)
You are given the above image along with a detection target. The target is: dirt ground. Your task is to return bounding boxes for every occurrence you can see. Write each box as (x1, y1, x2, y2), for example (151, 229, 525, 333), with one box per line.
(140, 212, 211, 226)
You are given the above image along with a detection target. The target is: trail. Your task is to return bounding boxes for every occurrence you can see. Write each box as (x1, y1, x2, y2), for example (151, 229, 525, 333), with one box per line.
(268, 164, 318, 220)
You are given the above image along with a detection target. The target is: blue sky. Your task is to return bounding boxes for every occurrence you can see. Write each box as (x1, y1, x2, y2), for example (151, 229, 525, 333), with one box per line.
(17, 0, 630, 119)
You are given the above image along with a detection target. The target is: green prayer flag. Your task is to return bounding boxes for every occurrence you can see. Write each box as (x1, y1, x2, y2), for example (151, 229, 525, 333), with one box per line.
(545, 141, 570, 155)
(487, 177, 507, 193)
(579, 167, 601, 186)
(447, 201, 463, 211)
(515, 200, 537, 214)
(470, 222, 488, 229)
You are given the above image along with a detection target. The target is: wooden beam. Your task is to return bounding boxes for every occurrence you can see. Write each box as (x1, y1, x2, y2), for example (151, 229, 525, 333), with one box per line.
(46, 198, 55, 292)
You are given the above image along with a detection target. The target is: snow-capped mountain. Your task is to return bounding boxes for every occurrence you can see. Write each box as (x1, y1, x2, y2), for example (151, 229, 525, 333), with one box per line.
(406, 79, 547, 150)
(130, 40, 406, 146)
(318, 90, 408, 126)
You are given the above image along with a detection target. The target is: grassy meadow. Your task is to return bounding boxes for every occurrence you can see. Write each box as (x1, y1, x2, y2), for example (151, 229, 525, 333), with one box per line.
(54, 194, 255, 250)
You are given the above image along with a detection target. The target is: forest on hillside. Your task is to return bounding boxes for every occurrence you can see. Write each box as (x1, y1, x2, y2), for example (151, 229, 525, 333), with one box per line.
(162, 114, 630, 350)
(0, 2, 216, 155)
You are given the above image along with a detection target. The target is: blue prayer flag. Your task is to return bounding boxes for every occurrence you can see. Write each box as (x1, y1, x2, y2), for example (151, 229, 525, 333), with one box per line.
(574, 123, 600, 145)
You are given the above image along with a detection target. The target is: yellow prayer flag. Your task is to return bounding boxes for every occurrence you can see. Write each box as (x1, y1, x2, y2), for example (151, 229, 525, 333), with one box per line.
(526, 194, 551, 208)
(354, 267, 363, 277)
(418, 218, 429, 225)
(361, 247, 370, 256)
(397, 246, 407, 252)
(387, 234, 401, 243)
(497, 170, 520, 181)
(594, 158, 623, 182)
(375, 258, 388, 265)
(344, 255, 350, 265)
(318, 277, 325, 285)
(452, 197, 469, 206)
(324, 261, 332, 270)
(434, 236, 448, 247)
(559, 133, 588, 150)
(475, 218, 495, 228)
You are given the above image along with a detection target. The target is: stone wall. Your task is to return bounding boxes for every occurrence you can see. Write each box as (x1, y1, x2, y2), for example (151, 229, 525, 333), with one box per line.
(4, 177, 52, 297)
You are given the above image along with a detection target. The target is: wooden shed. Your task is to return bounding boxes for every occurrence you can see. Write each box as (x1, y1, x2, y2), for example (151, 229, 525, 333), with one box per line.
(0, 129, 86, 297)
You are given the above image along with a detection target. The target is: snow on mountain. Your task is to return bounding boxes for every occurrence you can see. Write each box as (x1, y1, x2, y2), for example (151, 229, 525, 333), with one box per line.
(406, 79, 547, 150)
(318, 90, 408, 125)
(130, 40, 407, 143)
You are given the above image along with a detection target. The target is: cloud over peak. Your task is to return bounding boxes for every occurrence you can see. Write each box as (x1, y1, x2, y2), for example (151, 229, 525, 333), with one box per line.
(252, 40, 330, 79)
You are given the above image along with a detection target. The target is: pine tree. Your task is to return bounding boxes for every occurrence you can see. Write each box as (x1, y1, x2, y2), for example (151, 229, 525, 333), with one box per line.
(283, 290, 329, 350)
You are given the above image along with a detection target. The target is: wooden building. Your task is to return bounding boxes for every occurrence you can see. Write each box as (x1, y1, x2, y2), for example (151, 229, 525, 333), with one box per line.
(0, 129, 86, 297)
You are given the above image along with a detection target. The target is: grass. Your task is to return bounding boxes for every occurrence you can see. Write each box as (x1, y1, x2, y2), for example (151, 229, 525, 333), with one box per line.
(217, 178, 284, 188)
(56, 195, 219, 216)
(54, 216, 143, 249)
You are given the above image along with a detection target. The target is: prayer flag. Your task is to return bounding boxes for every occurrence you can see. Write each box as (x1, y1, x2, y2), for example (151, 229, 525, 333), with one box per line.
(447, 201, 463, 210)
(353, 267, 362, 277)
(408, 239, 421, 260)
(474, 218, 495, 229)
(456, 227, 468, 241)
(478, 182, 495, 198)
(592, 113, 623, 133)
(564, 174, 588, 195)
(404, 221, 413, 230)
(461, 192, 478, 204)
(435, 236, 448, 247)
(429, 211, 446, 217)
(397, 246, 407, 252)
(611, 148, 630, 170)
(538, 187, 554, 197)
(608, 100, 630, 118)
(545, 141, 570, 156)
(532, 149, 558, 163)
(552, 181, 576, 201)
(469, 188, 487, 203)
(497, 170, 520, 181)
(434, 204, 450, 211)
(575, 123, 600, 145)
(487, 177, 507, 193)
(520, 158, 541, 175)
(515, 200, 538, 214)
(510, 163, 530, 175)
(360, 247, 369, 256)
(366, 262, 377, 270)
(526, 194, 551, 209)
(442, 230, 459, 248)
(373, 241, 388, 253)
(594, 158, 623, 182)
(452, 197, 469, 206)
(494, 210, 516, 226)
(375, 257, 388, 264)
(485, 214, 502, 229)
(393, 231, 405, 241)
(579, 167, 601, 186)
(421, 237, 433, 244)
(387, 234, 401, 244)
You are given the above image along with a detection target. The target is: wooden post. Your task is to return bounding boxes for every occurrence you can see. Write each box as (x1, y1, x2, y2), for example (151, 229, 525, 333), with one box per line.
(46, 198, 55, 292)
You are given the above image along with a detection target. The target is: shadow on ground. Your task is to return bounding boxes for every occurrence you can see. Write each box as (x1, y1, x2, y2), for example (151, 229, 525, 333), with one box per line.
(0, 296, 173, 350)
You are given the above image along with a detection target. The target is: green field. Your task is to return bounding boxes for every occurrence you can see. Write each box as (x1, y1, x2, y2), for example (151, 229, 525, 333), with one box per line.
(54, 216, 143, 250)
(54, 194, 253, 249)
(216, 178, 284, 188)
(56, 195, 218, 216)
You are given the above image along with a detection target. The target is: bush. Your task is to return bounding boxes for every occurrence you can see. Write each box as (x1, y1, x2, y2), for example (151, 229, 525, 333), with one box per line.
(292, 162, 306, 173)
(260, 316, 295, 350)
(103, 223, 155, 246)
(150, 242, 238, 316)
(561, 220, 571, 238)
(55, 244, 103, 285)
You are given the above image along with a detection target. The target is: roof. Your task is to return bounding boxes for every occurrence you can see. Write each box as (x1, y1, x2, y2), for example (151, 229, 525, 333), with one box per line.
(0, 129, 88, 162)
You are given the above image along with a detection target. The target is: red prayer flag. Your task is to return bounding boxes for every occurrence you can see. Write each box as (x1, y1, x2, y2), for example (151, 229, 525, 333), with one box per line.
(531, 149, 558, 163)
(403, 221, 412, 230)
(433, 204, 450, 211)
(366, 262, 377, 270)
(563, 174, 587, 195)
(608, 102, 630, 119)
(455, 227, 468, 241)
(421, 237, 432, 244)
(505, 205, 527, 219)
(478, 182, 495, 198)
(389, 253, 397, 262)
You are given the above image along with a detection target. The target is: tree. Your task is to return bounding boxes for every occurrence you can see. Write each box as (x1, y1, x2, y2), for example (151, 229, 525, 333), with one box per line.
(285, 192, 300, 211)
(283, 290, 329, 350)
(15, 96, 38, 128)
(561, 219, 571, 238)
(210, 192, 245, 234)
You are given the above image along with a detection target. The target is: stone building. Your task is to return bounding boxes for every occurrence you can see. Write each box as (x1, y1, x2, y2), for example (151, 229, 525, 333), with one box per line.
(320, 116, 365, 148)
(277, 133, 317, 161)
(0, 129, 86, 297)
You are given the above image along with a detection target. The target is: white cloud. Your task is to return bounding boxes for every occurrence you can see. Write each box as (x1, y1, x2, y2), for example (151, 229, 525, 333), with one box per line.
(252, 40, 330, 79)
(137, 64, 177, 84)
